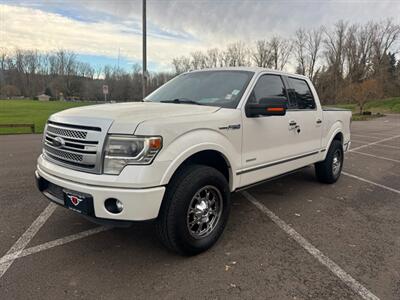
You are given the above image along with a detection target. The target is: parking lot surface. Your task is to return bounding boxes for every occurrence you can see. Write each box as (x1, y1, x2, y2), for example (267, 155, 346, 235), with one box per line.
(0, 114, 399, 299)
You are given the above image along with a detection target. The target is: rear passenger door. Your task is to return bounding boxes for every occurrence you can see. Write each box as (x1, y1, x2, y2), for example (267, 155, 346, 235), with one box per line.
(284, 76, 323, 157)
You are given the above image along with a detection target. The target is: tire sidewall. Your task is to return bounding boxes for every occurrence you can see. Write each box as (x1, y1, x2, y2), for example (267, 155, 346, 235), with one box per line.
(329, 140, 344, 181)
(172, 166, 230, 253)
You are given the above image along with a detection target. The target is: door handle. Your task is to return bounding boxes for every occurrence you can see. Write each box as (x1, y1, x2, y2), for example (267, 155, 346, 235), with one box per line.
(289, 121, 297, 126)
(316, 119, 322, 124)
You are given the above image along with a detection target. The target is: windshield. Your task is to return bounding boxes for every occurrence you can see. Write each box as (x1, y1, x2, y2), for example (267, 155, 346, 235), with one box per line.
(145, 70, 254, 108)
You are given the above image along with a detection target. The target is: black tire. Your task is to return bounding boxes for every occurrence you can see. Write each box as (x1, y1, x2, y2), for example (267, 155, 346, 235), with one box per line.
(156, 164, 231, 256)
(315, 140, 344, 184)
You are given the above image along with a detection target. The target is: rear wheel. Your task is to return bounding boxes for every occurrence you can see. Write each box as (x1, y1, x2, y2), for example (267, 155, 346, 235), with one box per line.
(156, 164, 230, 255)
(315, 140, 343, 184)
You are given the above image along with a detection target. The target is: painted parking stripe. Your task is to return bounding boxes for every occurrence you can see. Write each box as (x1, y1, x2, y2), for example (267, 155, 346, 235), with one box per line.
(353, 131, 400, 137)
(342, 172, 400, 195)
(350, 151, 400, 163)
(351, 140, 400, 150)
(350, 134, 400, 152)
(0, 226, 109, 265)
(0, 203, 57, 278)
(241, 191, 380, 300)
(352, 134, 391, 140)
(372, 143, 400, 150)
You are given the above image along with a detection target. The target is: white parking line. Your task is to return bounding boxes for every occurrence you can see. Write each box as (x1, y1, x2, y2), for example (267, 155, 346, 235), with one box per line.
(351, 140, 400, 150)
(350, 134, 400, 152)
(0, 203, 57, 278)
(342, 172, 400, 195)
(354, 131, 399, 137)
(350, 151, 400, 163)
(373, 143, 400, 150)
(352, 134, 391, 140)
(0, 226, 109, 265)
(241, 191, 380, 300)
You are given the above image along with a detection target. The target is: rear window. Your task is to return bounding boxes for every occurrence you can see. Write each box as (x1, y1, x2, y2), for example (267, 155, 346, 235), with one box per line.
(287, 78, 316, 109)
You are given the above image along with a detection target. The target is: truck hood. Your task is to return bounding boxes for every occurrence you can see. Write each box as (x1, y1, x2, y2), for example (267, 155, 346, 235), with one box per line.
(50, 102, 221, 134)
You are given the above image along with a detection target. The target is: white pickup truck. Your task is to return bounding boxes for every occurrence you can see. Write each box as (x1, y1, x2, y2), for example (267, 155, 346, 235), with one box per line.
(36, 67, 351, 255)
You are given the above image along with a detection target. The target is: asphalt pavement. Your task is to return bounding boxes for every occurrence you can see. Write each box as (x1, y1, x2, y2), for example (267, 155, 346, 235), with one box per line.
(0, 114, 399, 299)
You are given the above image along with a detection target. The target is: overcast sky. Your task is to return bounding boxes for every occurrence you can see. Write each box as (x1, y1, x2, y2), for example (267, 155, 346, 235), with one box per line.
(1, 0, 399, 72)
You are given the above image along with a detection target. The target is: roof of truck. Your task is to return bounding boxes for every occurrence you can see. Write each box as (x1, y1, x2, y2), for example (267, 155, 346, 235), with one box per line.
(189, 67, 309, 80)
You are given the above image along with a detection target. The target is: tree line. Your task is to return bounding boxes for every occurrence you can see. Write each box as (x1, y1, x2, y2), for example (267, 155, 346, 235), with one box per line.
(0, 49, 172, 101)
(0, 19, 399, 110)
(172, 19, 400, 111)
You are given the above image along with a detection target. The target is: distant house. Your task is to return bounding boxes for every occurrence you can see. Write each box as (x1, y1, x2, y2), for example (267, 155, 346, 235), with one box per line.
(37, 94, 51, 101)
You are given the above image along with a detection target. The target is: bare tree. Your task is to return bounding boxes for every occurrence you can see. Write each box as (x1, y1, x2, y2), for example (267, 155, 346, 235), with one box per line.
(190, 51, 207, 70)
(373, 19, 400, 62)
(225, 42, 249, 67)
(306, 27, 324, 81)
(270, 37, 292, 70)
(322, 21, 348, 100)
(172, 56, 191, 74)
(252, 40, 273, 68)
(345, 22, 376, 83)
(294, 29, 308, 75)
(204, 48, 220, 68)
(342, 79, 383, 114)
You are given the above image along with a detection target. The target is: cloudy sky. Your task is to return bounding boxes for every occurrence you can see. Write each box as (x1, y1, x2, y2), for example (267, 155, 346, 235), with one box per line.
(1, 0, 399, 72)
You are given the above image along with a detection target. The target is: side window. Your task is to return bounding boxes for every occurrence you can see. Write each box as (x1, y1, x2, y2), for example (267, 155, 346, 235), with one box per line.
(248, 75, 288, 105)
(287, 78, 316, 109)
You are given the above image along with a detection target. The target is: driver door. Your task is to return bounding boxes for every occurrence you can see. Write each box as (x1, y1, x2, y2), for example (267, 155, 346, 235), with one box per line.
(240, 73, 301, 187)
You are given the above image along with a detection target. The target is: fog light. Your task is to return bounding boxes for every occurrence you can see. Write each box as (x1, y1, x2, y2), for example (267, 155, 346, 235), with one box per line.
(104, 198, 123, 214)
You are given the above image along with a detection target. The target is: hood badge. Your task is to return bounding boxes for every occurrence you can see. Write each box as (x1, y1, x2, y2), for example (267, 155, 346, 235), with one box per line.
(52, 136, 66, 148)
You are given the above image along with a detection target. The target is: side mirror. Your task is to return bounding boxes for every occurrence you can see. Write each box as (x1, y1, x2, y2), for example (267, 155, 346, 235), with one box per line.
(245, 97, 287, 117)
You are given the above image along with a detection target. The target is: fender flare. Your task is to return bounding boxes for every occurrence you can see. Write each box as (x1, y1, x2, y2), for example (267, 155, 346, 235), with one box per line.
(159, 137, 239, 191)
(322, 122, 344, 160)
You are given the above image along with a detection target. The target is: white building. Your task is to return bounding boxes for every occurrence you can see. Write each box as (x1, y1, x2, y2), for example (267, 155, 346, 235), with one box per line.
(37, 94, 51, 101)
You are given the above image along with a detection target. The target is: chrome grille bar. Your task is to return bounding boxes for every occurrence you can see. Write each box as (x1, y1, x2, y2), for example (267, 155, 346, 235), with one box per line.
(46, 125, 87, 140)
(42, 118, 110, 174)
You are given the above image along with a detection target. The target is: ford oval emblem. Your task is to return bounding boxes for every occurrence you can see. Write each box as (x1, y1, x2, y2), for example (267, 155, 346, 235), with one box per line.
(53, 136, 66, 148)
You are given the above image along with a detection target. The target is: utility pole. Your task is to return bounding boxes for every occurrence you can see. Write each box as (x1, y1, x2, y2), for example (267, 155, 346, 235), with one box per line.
(142, 0, 147, 100)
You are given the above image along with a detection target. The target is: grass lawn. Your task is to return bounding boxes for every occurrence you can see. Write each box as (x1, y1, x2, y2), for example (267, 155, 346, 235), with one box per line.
(1, 97, 399, 134)
(0, 100, 94, 134)
(330, 97, 400, 114)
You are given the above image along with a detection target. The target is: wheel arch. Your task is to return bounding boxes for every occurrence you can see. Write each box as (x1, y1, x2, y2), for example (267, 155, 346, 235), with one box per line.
(161, 147, 236, 191)
(323, 124, 344, 160)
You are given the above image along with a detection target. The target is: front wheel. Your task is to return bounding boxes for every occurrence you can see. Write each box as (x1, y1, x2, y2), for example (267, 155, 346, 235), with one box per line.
(315, 140, 344, 184)
(156, 165, 231, 255)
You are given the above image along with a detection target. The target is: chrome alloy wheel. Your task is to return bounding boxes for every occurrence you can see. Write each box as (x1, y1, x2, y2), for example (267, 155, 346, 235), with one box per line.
(332, 149, 342, 176)
(186, 185, 223, 239)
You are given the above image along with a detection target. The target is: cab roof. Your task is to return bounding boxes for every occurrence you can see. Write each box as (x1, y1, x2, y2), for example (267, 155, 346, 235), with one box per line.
(189, 67, 309, 80)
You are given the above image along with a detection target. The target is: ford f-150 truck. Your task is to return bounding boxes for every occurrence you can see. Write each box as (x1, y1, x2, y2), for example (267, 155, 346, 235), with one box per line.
(36, 67, 351, 255)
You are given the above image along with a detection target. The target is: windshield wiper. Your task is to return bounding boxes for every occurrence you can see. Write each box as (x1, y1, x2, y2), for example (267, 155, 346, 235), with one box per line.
(160, 98, 203, 105)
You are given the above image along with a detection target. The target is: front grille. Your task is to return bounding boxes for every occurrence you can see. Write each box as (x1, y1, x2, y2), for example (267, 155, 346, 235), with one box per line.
(44, 144, 83, 161)
(43, 121, 106, 173)
(47, 126, 87, 139)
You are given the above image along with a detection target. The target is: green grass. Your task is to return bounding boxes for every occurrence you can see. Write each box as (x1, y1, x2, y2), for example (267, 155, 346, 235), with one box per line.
(1, 97, 399, 134)
(0, 100, 94, 134)
(331, 97, 400, 114)
(350, 114, 384, 121)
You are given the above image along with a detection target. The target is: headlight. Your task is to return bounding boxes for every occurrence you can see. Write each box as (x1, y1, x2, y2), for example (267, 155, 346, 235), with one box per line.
(103, 135, 162, 175)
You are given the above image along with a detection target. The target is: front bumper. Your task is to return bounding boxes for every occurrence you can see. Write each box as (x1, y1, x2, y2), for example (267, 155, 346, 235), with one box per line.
(35, 166, 165, 222)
